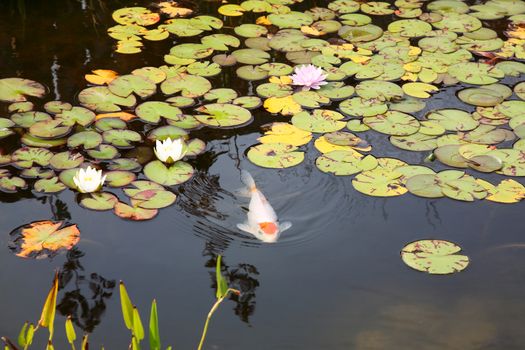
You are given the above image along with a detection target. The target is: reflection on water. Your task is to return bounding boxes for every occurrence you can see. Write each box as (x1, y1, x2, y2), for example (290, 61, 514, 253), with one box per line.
(57, 248, 116, 333)
(203, 245, 260, 324)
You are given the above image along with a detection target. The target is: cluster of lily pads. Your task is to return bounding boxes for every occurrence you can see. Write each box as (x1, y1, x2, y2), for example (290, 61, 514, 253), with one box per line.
(2, 0, 525, 229)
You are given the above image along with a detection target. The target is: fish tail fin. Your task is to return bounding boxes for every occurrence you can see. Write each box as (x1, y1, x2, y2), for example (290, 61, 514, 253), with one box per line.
(240, 170, 257, 192)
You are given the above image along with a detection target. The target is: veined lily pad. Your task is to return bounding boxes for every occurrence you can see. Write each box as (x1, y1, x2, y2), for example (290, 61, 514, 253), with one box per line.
(12, 147, 53, 168)
(195, 104, 252, 127)
(86, 145, 120, 160)
(0, 78, 46, 102)
(364, 111, 420, 136)
(401, 240, 469, 275)
(103, 130, 142, 147)
(448, 62, 504, 85)
(67, 131, 103, 150)
(352, 168, 407, 197)
(160, 74, 212, 97)
(292, 109, 346, 133)
(80, 192, 119, 211)
(29, 119, 72, 139)
(130, 189, 177, 209)
(78, 86, 137, 112)
(316, 151, 377, 175)
(105, 171, 136, 187)
(247, 143, 305, 168)
(144, 160, 194, 186)
(50, 151, 84, 170)
(135, 102, 183, 124)
(108, 74, 157, 99)
(34, 177, 66, 193)
(114, 202, 158, 221)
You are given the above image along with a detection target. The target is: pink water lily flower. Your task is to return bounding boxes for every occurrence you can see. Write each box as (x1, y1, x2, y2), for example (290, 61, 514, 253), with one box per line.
(290, 64, 328, 91)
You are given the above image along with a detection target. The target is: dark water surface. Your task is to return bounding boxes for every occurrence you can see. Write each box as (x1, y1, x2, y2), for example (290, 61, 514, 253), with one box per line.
(1, 0, 525, 349)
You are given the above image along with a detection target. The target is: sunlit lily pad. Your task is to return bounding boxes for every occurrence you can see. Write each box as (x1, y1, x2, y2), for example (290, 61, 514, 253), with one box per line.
(144, 160, 194, 186)
(292, 109, 346, 133)
(195, 103, 252, 128)
(352, 168, 407, 197)
(114, 202, 158, 221)
(80, 192, 119, 211)
(78, 86, 137, 112)
(401, 240, 469, 275)
(34, 177, 66, 193)
(247, 143, 305, 168)
(0, 78, 46, 102)
(9, 220, 80, 259)
(316, 151, 377, 175)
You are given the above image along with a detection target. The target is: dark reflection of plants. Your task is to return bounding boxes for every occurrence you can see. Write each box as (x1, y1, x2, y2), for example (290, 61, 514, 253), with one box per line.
(204, 245, 260, 324)
(57, 247, 116, 333)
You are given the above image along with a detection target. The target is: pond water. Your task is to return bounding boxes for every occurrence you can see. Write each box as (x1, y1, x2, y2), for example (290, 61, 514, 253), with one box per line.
(1, 0, 525, 349)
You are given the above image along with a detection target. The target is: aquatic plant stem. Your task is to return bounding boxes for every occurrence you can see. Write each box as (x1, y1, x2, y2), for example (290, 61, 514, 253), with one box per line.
(197, 289, 239, 350)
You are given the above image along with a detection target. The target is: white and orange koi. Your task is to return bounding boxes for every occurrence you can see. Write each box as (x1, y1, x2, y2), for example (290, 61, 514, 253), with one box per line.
(237, 170, 292, 243)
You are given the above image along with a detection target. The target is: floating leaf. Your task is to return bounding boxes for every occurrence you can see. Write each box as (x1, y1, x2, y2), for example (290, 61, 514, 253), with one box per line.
(10, 221, 80, 259)
(401, 240, 469, 275)
(80, 192, 119, 211)
(0, 78, 46, 102)
(114, 202, 158, 221)
(247, 143, 305, 168)
(195, 103, 252, 127)
(144, 160, 194, 186)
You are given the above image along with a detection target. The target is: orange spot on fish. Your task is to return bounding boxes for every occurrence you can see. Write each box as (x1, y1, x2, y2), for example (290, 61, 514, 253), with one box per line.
(259, 222, 278, 235)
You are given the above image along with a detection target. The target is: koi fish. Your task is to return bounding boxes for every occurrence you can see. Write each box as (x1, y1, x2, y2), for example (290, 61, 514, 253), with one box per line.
(236, 170, 292, 243)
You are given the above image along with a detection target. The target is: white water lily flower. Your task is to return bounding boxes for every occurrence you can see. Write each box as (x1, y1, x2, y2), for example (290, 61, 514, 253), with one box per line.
(154, 137, 186, 163)
(290, 64, 328, 90)
(73, 166, 106, 193)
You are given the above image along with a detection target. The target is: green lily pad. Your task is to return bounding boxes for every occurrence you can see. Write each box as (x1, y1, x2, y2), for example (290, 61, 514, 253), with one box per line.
(108, 158, 142, 171)
(144, 160, 194, 186)
(194, 103, 252, 128)
(11, 111, 51, 128)
(426, 109, 479, 131)
(0, 176, 27, 192)
(247, 143, 305, 169)
(12, 147, 53, 168)
(160, 74, 212, 97)
(401, 240, 469, 275)
(135, 101, 183, 124)
(56, 107, 96, 127)
(29, 119, 72, 139)
(355, 80, 403, 101)
(95, 117, 127, 132)
(0, 78, 46, 102)
(316, 151, 377, 175)
(147, 125, 187, 142)
(232, 49, 270, 64)
(86, 144, 120, 160)
(448, 62, 504, 85)
(364, 111, 420, 136)
(268, 11, 314, 28)
(187, 61, 222, 77)
(8, 101, 34, 113)
(114, 202, 158, 221)
(292, 109, 346, 133)
(80, 192, 119, 211)
(67, 131, 103, 150)
(130, 189, 177, 209)
(234, 24, 268, 38)
(352, 168, 407, 197)
(338, 24, 383, 43)
(108, 74, 157, 98)
(105, 170, 136, 187)
(50, 151, 84, 170)
(34, 177, 66, 193)
(78, 86, 137, 112)
(103, 130, 142, 147)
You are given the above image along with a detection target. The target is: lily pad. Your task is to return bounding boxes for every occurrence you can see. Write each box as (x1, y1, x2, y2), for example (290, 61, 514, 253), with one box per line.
(195, 104, 252, 128)
(0, 78, 46, 102)
(247, 143, 305, 168)
(144, 160, 194, 186)
(401, 240, 469, 275)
